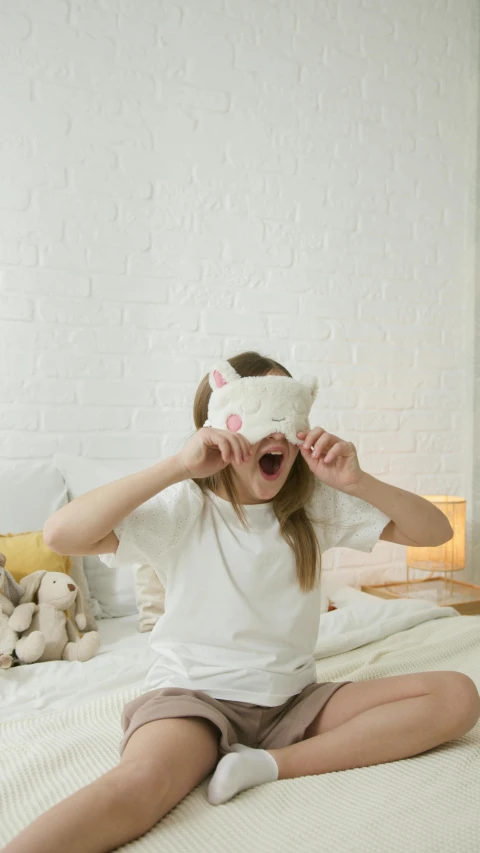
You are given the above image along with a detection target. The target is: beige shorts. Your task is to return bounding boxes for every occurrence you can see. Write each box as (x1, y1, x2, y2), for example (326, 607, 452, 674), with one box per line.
(121, 681, 352, 757)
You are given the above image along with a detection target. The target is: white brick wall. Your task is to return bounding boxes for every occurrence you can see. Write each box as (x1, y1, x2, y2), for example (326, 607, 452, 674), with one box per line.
(0, 0, 478, 583)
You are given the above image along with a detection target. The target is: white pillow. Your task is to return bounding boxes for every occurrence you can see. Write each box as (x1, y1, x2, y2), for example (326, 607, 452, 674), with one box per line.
(53, 454, 146, 618)
(0, 461, 69, 531)
(0, 460, 97, 629)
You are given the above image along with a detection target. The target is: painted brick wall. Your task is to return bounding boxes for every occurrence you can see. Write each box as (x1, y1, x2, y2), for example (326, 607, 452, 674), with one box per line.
(0, 0, 478, 584)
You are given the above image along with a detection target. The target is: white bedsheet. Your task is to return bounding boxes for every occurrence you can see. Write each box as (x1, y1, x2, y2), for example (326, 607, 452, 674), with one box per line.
(0, 591, 458, 722)
(0, 615, 155, 721)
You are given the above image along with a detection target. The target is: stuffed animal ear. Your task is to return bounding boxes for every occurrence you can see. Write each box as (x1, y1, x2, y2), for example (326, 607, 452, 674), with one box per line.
(207, 360, 242, 392)
(72, 586, 86, 631)
(0, 553, 6, 568)
(3, 570, 24, 607)
(20, 570, 47, 604)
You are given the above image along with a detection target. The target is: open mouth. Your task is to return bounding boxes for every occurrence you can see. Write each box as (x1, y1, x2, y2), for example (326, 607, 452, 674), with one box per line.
(258, 451, 284, 481)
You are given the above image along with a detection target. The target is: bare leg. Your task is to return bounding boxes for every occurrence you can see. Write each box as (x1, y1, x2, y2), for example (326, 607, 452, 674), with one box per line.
(3, 716, 219, 853)
(268, 671, 480, 779)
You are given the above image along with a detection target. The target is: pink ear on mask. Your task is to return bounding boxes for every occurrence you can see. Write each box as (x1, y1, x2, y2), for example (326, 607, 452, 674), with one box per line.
(213, 370, 227, 388)
(226, 414, 242, 432)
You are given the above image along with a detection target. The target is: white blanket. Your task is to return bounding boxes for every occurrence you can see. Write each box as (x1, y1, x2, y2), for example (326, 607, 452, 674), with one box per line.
(1, 600, 479, 851)
(0, 614, 156, 721)
(315, 586, 459, 657)
(0, 591, 457, 720)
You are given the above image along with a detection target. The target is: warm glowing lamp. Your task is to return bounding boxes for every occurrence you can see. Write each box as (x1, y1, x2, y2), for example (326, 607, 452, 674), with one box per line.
(362, 496, 480, 614)
(406, 495, 466, 594)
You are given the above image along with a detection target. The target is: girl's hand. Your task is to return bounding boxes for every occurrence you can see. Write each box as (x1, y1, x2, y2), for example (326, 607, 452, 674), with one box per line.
(297, 428, 364, 491)
(177, 428, 253, 479)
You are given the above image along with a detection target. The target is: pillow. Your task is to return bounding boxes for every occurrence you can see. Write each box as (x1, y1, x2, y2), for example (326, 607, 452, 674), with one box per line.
(53, 454, 146, 618)
(0, 531, 71, 579)
(0, 460, 97, 627)
(0, 461, 69, 531)
(0, 532, 97, 632)
(135, 564, 165, 633)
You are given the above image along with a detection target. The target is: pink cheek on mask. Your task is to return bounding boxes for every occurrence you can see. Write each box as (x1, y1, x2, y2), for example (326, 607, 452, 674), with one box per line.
(226, 414, 242, 432)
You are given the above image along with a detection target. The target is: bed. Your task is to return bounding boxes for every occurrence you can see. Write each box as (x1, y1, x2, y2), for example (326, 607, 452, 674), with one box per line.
(1, 593, 479, 853)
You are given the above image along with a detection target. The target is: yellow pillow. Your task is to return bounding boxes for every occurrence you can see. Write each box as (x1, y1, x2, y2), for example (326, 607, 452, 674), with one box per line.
(0, 531, 71, 583)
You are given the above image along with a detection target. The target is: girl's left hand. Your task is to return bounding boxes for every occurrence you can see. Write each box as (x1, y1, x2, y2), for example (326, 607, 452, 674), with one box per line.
(297, 428, 364, 491)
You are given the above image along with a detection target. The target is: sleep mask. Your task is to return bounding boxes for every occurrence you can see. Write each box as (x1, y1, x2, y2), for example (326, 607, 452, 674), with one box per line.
(203, 360, 318, 446)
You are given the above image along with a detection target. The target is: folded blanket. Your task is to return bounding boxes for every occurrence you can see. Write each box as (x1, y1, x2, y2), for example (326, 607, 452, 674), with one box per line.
(315, 586, 458, 658)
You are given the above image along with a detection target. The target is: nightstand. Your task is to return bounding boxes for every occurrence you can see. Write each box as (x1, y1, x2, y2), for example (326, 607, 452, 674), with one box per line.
(361, 578, 480, 616)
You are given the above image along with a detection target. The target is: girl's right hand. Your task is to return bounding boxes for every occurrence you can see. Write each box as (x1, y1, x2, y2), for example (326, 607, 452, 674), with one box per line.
(176, 428, 253, 479)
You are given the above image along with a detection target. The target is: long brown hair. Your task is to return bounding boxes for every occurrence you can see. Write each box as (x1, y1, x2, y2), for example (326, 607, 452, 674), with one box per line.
(192, 351, 321, 593)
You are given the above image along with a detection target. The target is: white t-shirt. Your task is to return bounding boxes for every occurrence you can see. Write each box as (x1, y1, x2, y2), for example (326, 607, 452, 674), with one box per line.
(100, 478, 390, 706)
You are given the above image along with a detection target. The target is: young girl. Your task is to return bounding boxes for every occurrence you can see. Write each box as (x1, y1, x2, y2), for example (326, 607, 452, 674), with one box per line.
(6, 351, 479, 853)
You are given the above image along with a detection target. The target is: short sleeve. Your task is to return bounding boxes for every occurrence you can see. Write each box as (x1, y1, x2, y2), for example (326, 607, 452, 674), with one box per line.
(306, 479, 390, 554)
(98, 479, 204, 572)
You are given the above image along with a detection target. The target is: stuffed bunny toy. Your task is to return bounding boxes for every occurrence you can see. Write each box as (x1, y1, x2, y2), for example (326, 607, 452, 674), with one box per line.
(0, 553, 25, 669)
(0, 553, 24, 614)
(9, 570, 100, 664)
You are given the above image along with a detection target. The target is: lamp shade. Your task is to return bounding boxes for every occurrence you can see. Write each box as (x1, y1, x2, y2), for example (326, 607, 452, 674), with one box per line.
(406, 495, 466, 573)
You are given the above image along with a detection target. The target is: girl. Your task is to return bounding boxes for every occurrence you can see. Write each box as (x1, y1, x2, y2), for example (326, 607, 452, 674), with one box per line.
(7, 351, 479, 853)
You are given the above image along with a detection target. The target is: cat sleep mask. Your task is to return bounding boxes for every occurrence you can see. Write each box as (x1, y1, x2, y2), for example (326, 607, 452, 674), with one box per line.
(203, 360, 319, 446)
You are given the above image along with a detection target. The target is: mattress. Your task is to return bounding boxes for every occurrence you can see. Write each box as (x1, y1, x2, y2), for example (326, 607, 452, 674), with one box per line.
(1, 612, 480, 852)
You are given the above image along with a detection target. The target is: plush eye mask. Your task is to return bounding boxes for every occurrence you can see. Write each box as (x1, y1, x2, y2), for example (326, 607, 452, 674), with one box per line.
(203, 360, 318, 446)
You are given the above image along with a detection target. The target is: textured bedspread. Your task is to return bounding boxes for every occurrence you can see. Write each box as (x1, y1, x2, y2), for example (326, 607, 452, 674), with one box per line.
(2, 614, 480, 852)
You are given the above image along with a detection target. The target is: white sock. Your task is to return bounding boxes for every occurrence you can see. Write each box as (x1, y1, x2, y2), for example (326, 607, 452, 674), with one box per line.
(207, 743, 279, 805)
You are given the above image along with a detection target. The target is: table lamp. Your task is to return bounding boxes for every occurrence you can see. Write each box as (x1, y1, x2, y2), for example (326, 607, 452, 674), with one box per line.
(362, 495, 480, 614)
(406, 495, 466, 602)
